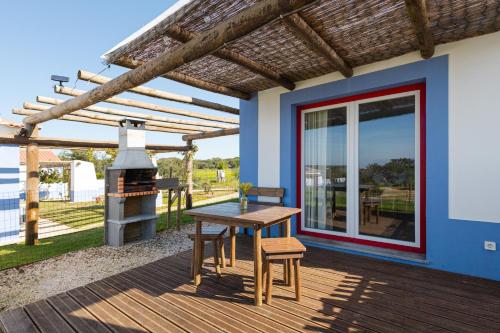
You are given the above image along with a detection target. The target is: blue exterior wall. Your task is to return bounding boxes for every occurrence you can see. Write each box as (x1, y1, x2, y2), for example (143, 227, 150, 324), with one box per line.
(240, 55, 500, 281)
(0, 144, 20, 243)
(239, 94, 259, 186)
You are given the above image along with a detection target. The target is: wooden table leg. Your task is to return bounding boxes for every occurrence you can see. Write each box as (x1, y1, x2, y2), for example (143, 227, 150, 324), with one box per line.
(284, 218, 292, 286)
(230, 226, 236, 267)
(194, 220, 202, 286)
(253, 226, 262, 306)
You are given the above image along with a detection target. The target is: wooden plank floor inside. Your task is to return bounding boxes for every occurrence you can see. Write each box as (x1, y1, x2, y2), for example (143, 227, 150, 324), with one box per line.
(2, 235, 500, 333)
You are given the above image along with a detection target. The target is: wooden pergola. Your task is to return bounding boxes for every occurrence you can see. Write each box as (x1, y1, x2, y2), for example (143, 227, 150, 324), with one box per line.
(10, 0, 499, 246)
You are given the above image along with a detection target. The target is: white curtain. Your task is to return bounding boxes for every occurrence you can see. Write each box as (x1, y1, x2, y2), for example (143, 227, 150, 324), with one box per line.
(304, 110, 328, 230)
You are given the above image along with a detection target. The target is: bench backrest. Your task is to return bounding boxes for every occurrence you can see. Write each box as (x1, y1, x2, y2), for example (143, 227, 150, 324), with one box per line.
(247, 187, 285, 206)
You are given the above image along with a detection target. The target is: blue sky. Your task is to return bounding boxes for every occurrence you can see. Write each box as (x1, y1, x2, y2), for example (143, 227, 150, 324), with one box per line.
(0, 1, 239, 160)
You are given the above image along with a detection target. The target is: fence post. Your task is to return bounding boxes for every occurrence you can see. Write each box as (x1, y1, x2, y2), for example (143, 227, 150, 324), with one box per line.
(25, 142, 39, 245)
(185, 140, 194, 209)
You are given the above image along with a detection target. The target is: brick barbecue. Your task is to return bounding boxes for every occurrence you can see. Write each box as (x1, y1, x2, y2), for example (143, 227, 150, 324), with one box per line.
(104, 118, 158, 246)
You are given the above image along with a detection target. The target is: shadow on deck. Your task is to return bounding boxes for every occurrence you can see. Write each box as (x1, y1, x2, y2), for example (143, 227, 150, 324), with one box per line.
(1, 236, 500, 333)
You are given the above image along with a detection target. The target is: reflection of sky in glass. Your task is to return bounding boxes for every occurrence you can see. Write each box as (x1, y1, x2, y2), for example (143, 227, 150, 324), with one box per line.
(359, 113, 414, 167)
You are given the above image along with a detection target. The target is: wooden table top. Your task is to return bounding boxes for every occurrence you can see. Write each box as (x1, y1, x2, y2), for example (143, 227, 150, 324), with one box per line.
(185, 202, 301, 226)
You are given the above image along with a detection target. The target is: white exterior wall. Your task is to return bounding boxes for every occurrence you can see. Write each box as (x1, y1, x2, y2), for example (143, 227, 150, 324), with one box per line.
(257, 31, 500, 223)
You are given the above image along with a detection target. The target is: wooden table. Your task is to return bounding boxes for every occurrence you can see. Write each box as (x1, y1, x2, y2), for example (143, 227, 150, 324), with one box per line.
(184, 202, 301, 306)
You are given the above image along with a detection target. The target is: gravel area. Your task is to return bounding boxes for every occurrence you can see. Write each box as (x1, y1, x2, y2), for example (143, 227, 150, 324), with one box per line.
(0, 223, 203, 312)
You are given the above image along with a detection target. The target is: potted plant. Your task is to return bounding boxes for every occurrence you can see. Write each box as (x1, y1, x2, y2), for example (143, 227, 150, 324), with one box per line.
(239, 182, 252, 211)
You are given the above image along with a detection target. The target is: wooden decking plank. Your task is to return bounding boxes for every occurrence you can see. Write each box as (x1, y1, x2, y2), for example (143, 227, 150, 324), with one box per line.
(168, 250, 440, 333)
(101, 276, 220, 333)
(86, 281, 186, 333)
(306, 246, 500, 304)
(220, 243, 495, 333)
(66, 287, 147, 333)
(0, 308, 39, 333)
(286, 252, 500, 323)
(118, 269, 252, 333)
(231, 238, 500, 323)
(188, 247, 451, 333)
(148, 254, 367, 332)
(24, 300, 76, 333)
(127, 265, 308, 333)
(47, 293, 113, 333)
(301, 247, 500, 316)
(155, 256, 381, 333)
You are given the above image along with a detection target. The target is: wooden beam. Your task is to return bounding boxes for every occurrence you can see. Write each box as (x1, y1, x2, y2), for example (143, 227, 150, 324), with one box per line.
(23, 102, 202, 133)
(114, 56, 252, 101)
(25, 143, 39, 245)
(182, 127, 239, 141)
(54, 86, 239, 125)
(78, 70, 239, 115)
(0, 135, 190, 151)
(404, 0, 434, 59)
(283, 13, 353, 78)
(185, 140, 194, 209)
(33, 98, 219, 131)
(166, 24, 295, 90)
(13, 108, 197, 134)
(22, 0, 317, 128)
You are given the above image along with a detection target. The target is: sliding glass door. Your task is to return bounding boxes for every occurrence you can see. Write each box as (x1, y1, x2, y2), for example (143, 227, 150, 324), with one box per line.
(303, 105, 348, 234)
(300, 87, 422, 251)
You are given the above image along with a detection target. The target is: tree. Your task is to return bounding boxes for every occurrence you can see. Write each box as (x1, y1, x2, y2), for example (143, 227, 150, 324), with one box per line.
(39, 169, 62, 183)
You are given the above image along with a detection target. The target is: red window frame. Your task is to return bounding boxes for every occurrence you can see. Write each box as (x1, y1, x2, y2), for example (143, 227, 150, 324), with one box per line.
(295, 83, 426, 253)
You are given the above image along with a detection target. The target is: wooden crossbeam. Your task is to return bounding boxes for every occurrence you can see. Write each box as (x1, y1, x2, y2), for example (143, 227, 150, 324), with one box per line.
(36, 96, 227, 130)
(55, 86, 239, 125)
(283, 13, 352, 78)
(21, 0, 317, 131)
(24, 102, 204, 133)
(404, 0, 434, 59)
(78, 70, 239, 115)
(166, 24, 295, 90)
(182, 127, 239, 141)
(115, 57, 252, 101)
(0, 135, 189, 151)
(13, 108, 197, 134)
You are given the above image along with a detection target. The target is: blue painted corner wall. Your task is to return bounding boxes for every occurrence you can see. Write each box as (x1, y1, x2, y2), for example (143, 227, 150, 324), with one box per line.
(0, 144, 21, 243)
(239, 55, 500, 281)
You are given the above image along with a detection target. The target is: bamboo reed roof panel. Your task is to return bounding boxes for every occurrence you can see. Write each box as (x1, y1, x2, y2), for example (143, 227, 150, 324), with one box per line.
(105, 0, 500, 95)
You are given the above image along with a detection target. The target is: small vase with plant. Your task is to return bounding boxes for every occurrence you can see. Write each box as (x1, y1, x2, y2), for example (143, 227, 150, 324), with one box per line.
(239, 182, 252, 211)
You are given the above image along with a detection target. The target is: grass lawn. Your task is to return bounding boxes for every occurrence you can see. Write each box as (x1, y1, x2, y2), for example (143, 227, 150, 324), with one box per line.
(0, 198, 238, 271)
(40, 201, 104, 228)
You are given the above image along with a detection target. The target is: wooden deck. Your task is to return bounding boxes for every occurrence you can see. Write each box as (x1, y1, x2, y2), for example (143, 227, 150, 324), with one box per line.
(1, 235, 500, 333)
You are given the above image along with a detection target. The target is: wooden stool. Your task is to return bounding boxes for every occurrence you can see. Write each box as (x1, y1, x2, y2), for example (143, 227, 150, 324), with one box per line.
(188, 226, 227, 278)
(261, 237, 306, 305)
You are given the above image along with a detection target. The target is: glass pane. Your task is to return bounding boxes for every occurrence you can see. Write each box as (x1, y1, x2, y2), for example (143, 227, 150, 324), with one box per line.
(304, 107, 347, 233)
(358, 96, 416, 242)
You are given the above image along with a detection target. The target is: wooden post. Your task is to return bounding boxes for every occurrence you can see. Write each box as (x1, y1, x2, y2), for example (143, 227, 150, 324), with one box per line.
(185, 140, 194, 209)
(176, 187, 181, 231)
(25, 143, 39, 245)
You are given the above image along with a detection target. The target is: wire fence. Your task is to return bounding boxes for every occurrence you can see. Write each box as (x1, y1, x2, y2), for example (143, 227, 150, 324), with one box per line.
(0, 180, 238, 271)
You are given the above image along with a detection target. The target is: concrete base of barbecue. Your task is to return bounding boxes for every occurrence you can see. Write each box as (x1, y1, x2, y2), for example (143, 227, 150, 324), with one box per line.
(106, 215, 157, 247)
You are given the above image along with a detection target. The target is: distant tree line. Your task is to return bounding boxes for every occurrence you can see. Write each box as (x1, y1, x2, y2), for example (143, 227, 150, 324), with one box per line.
(157, 157, 239, 179)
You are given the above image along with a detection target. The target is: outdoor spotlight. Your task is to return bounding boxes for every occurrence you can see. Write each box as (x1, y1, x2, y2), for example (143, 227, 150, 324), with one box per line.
(50, 75, 70, 86)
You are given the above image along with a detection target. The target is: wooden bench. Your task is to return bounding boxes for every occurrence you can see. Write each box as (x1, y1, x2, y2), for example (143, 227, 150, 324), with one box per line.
(188, 226, 227, 277)
(261, 237, 306, 305)
(245, 187, 285, 237)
